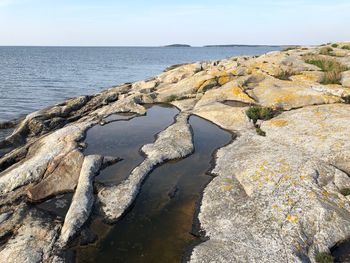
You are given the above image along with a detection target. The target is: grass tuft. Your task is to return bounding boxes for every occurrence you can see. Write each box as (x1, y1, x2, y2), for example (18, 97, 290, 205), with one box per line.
(315, 252, 334, 263)
(319, 46, 333, 56)
(304, 55, 348, 84)
(274, 68, 295, 81)
(342, 45, 350, 50)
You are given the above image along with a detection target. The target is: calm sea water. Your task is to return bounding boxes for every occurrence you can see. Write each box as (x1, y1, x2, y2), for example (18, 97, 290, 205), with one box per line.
(0, 46, 281, 121)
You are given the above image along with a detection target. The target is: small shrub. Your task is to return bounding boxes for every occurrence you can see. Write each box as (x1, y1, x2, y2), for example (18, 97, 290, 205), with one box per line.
(319, 46, 333, 56)
(246, 107, 274, 124)
(331, 43, 338, 48)
(342, 45, 350, 50)
(340, 188, 350, 196)
(315, 252, 334, 263)
(274, 68, 295, 81)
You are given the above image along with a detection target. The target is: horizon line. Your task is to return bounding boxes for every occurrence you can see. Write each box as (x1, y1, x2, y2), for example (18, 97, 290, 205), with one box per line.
(0, 44, 306, 48)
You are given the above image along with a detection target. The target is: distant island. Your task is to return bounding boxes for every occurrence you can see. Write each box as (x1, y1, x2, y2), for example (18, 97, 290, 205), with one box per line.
(204, 44, 283, 48)
(164, 44, 192, 47)
(163, 44, 290, 48)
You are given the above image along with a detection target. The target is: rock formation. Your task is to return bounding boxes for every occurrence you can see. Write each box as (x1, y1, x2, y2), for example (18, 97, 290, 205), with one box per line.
(1, 43, 350, 262)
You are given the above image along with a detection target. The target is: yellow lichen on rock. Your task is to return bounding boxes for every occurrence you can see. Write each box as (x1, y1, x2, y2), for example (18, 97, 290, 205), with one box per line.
(231, 86, 255, 103)
(286, 214, 299, 223)
(218, 75, 233, 85)
(270, 119, 288, 127)
(290, 71, 322, 82)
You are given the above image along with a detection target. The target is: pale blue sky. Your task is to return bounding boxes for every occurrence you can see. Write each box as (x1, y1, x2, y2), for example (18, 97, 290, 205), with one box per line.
(0, 0, 349, 46)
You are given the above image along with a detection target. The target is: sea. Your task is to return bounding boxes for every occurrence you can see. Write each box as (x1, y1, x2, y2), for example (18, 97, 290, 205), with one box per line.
(0, 46, 281, 122)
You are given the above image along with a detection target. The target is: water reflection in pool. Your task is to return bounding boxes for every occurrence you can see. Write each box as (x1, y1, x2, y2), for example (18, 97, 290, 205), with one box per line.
(77, 115, 232, 263)
(84, 104, 179, 185)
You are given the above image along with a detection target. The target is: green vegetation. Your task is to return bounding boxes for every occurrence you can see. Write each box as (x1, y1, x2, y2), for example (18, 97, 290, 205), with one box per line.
(246, 106, 274, 124)
(255, 126, 266, 136)
(331, 43, 338, 48)
(304, 55, 348, 85)
(282, 46, 298, 52)
(165, 95, 179, 102)
(319, 46, 333, 56)
(315, 252, 334, 263)
(342, 45, 350, 50)
(274, 68, 295, 81)
(246, 106, 276, 136)
(165, 94, 189, 103)
(340, 188, 350, 196)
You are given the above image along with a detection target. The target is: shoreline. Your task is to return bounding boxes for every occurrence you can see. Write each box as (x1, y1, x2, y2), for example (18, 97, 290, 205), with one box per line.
(0, 43, 350, 262)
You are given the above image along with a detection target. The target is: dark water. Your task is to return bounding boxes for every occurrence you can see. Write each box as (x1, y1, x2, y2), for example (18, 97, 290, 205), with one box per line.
(84, 105, 179, 185)
(36, 193, 73, 219)
(332, 242, 350, 262)
(76, 115, 232, 263)
(0, 46, 281, 121)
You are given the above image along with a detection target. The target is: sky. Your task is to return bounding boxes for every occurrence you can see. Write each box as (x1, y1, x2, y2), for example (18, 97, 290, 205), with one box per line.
(0, 0, 349, 46)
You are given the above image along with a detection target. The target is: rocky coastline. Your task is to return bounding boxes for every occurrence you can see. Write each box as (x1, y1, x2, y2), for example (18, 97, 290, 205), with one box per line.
(1, 43, 350, 262)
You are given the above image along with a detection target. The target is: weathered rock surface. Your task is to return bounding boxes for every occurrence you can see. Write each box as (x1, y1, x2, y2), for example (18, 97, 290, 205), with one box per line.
(0, 210, 60, 263)
(27, 150, 84, 201)
(191, 104, 350, 263)
(1, 43, 350, 262)
(193, 102, 252, 132)
(0, 123, 90, 196)
(59, 155, 103, 246)
(342, 70, 350, 87)
(97, 113, 193, 222)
